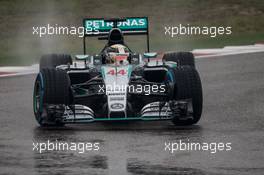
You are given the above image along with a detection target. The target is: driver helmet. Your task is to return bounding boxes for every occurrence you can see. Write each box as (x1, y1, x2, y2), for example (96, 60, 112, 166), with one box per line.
(106, 44, 130, 64)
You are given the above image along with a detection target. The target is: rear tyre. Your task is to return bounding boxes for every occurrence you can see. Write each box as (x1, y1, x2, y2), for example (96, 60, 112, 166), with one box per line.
(171, 66, 203, 125)
(163, 52, 195, 67)
(39, 54, 72, 70)
(33, 68, 72, 127)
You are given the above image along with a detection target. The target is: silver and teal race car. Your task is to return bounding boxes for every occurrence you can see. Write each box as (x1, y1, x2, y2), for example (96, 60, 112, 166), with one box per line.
(33, 17, 203, 126)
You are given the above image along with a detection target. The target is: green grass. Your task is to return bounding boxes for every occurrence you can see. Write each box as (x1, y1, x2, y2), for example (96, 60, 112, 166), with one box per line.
(0, 0, 264, 66)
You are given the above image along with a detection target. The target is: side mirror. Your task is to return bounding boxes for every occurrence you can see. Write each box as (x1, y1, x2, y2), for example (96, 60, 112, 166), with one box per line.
(143, 52, 157, 58)
(75, 55, 89, 61)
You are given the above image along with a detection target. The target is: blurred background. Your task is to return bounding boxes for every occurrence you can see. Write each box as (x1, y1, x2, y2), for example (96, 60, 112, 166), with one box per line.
(0, 0, 264, 65)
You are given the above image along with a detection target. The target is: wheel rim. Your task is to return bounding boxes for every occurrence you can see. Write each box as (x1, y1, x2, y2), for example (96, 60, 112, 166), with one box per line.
(33, 73, 44, 124)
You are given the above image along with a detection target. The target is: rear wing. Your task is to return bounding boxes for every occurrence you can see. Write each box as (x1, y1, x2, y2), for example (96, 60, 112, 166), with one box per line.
(82, 17, 149, 54)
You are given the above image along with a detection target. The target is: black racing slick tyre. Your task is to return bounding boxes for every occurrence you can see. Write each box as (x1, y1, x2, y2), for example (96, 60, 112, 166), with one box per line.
(39, 54, 72, 70)
(172, 66, 203, 125)
(163, 52, 195, 67)
(33, 68, 72, 126)
(41, 68, 72, 105)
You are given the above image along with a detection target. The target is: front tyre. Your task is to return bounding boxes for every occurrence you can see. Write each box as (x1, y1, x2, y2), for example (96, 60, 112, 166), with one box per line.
(33, 68, 71, 127)
(172, 66, 203, 125)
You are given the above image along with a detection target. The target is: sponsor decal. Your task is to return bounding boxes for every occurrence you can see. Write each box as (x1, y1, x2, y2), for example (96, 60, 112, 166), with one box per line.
(109, 97, 125, 101)
(110, 103, 124, 109)
(84, 17, 148, 33)
(107, 69, 127, 76)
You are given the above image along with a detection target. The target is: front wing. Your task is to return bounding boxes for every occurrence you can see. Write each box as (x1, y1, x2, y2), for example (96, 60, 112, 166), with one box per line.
(61, 102, 174, 123)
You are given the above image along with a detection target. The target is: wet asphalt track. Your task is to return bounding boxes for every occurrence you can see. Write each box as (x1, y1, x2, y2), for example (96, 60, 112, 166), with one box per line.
(0, 52, 264, 175)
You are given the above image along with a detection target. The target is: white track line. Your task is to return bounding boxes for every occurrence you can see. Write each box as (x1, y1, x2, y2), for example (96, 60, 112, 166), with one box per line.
(0, 71, 37, 78)
(193, 44, 264, 58)
(0, 64, 38, 77)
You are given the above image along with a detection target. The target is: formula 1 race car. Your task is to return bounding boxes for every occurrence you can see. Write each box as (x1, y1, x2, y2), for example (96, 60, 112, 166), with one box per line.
(33, 17, 203, 126)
